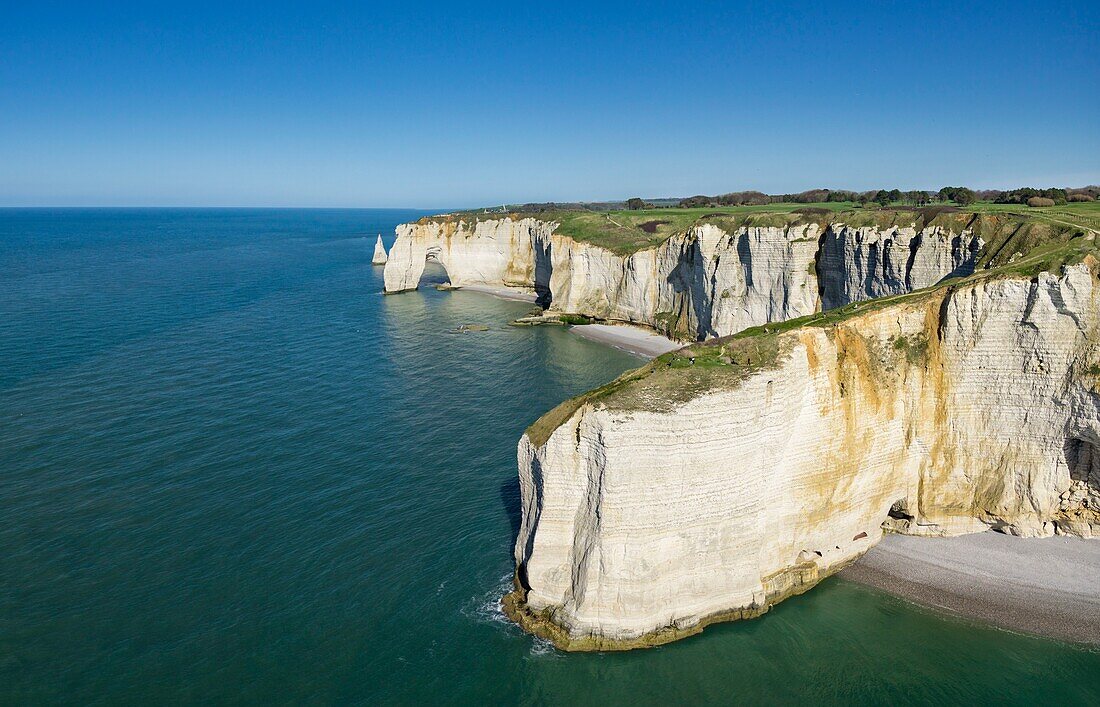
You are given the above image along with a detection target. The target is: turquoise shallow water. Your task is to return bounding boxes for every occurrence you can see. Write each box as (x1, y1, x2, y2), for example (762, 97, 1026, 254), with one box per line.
(1, 208, 1098, 705)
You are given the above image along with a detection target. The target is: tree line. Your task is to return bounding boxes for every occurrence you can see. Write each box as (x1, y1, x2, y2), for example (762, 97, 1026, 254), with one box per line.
(625, 185, 1100, 210)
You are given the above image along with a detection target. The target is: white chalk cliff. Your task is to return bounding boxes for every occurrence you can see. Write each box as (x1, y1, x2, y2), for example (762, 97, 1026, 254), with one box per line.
(383, 217, 981, 339)
(380, 210, 1096, 649)
(372, 235, 388, 265)
(504, 259, 1100, 649)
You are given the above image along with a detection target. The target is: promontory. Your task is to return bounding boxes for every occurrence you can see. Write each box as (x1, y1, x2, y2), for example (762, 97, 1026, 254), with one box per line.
(382, 200, 1100, 649)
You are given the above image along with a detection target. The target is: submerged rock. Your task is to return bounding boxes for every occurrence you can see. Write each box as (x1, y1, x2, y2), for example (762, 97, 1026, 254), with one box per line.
(510, 314, 565, 327)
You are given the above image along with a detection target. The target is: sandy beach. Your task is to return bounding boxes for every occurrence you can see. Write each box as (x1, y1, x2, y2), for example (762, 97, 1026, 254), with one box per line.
(454, 283, 538, 303)
(453, 285, 680, 357)
(568, 323, 683, 358)
(840, 532, 1100, 645)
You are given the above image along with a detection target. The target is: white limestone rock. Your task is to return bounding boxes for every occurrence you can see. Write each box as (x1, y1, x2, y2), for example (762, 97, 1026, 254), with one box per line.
(382, 217, 981, 340)
(383, 218, 549, 296)
(507, 261, 1100, 649)
(372, 235, 388, 265)
(817, 224, 981, 309)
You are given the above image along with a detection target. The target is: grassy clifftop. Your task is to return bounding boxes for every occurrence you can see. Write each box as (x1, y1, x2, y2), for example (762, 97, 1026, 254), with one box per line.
(422, 201, 1100, 257)
(524, 228, 1099, 445)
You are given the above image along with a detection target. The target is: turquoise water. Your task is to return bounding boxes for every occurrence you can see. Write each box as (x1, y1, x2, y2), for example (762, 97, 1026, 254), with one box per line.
(2, 208, 1097, 705)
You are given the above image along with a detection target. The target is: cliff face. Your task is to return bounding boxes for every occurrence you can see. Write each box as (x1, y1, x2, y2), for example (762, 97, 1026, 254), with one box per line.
(817, 225, 980, 310)
(383, 217, 981, 340)
(545, 223, 821, 339)
(505, 261, 1100, 650)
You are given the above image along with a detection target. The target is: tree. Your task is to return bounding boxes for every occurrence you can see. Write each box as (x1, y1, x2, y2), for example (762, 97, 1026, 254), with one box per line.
(907, 190, 931, 205)
(626, 197, 646, 210)
(996, 187, 1067, 205)
(953, 188, 976, 206)
(678, 195, 715, 208)
(938, 186, 976, 206)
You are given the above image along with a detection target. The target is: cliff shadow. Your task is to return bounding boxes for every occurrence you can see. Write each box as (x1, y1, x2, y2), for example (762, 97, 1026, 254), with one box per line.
(499, 476, 522, 550)
(939, 235, 981, 282)
(532, 239, 553, 308)
(665, 242, 712, 339)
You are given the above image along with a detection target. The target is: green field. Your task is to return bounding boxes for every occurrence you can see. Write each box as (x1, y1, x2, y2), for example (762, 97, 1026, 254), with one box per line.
(424, 200, 1099, 256)
(963, 200, 1100, 231)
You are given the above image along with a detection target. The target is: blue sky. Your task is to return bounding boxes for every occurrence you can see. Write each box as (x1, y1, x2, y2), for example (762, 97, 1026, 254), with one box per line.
(1, 1, 1097, 207)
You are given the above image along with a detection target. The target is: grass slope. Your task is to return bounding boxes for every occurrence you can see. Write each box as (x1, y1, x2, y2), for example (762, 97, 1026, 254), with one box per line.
(423, 201, 1100, 256)
(524, 227, 1099, 440)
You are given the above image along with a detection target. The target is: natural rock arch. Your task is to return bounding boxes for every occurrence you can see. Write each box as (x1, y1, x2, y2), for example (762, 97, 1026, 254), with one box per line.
(415, 246, 451, 287)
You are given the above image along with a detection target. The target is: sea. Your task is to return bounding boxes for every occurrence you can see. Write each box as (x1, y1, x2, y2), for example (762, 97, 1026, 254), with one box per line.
(2, 208, 1097, 704)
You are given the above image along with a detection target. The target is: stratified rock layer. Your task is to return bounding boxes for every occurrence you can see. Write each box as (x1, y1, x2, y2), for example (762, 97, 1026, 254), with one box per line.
(383, 217, 981, 339)
(507, 261, 1100, 649)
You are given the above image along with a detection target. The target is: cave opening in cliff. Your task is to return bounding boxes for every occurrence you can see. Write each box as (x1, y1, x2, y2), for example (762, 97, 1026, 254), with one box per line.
(1065, 437, 1100, 494)
(888, 499, 914, 521)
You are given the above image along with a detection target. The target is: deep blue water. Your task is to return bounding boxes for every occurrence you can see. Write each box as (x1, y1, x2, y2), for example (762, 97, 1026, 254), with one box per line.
(2, 208, 1098, 705)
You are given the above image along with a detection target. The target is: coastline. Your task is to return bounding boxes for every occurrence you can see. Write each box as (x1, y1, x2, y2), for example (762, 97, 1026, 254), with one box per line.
(568, 323, 682, 358)
(444, 283, 681, 356)
(839, 532, 1100, 646)
(451, 283, 538, 303)
(452, 283, 1099, 649)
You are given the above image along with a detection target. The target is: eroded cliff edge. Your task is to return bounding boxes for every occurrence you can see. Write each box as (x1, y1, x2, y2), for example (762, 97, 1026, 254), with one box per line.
(384, 210, 995, 340)
(503, 250, 1100, 650)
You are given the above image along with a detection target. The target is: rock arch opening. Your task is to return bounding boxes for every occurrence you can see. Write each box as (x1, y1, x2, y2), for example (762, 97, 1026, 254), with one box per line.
(416, 246, 451, 288)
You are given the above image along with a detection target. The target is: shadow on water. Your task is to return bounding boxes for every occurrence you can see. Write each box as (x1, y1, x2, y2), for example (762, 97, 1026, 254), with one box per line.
(499, 476, 521, 551)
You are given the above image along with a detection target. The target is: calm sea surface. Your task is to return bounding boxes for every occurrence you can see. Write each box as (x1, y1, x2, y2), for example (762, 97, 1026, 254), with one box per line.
(2, 208, 1097, 705)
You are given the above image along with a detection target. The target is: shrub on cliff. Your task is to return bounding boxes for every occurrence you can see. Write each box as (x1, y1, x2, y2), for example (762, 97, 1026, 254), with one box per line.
(626, 197, 647, 210)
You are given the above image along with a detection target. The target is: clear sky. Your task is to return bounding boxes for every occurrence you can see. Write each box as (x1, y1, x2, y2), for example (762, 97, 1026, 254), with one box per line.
(2, 1, 1097, 207)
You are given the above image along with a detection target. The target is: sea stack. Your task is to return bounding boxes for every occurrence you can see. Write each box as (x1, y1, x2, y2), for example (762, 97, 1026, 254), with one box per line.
(372, 235, 388, 265)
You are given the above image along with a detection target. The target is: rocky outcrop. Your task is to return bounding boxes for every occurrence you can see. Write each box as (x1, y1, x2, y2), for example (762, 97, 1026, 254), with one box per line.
(383, 218, 552, 296)
(383, 216, 982, 340)
(505, 260, 1100, 650)
(372, 235, 388, 265)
